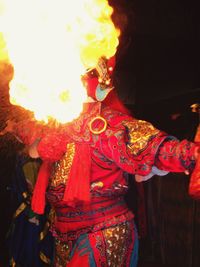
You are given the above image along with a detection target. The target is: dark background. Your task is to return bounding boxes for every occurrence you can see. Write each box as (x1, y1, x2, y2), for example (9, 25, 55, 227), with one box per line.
(0, 0, 200, 266)
(113, 1, 200, 267)
(113, 0, 200, 106)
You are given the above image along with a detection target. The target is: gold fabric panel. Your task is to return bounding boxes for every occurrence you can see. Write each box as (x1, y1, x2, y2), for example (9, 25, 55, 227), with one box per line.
(54, 239, 71, 267)
(123, 119, 159, 155)
(50, 143, 75, 187)
(103, 222, 130, 267)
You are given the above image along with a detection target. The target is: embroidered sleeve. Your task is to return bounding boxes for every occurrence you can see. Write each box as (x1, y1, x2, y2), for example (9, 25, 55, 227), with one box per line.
(13, 121, 70, 162)
(98, 115, 167, 176)
(97, 111, 197, 177)
(155, 139, 197, 173)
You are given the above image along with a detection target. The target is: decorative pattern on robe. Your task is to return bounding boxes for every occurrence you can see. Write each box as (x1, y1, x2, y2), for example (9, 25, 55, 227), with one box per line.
(12, 103, 198, 267)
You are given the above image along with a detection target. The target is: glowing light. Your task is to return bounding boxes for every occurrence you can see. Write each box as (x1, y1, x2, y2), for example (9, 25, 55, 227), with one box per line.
(0, 0, 120, 123)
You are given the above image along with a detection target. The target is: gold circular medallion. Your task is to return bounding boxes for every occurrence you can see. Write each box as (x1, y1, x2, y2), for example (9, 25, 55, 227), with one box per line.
(89, 116, 107, 134)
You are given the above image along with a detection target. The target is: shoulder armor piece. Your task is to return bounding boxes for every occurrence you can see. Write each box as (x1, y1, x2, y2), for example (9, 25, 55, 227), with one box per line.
(122, 119, 160, 155)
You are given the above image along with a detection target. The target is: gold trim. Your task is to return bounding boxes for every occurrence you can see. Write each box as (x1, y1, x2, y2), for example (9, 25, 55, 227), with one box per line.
(40, 251, 51, 265)
(96, 57, 111, 87)
(13, 202, 27, 218)
(39, 221, 50, 241)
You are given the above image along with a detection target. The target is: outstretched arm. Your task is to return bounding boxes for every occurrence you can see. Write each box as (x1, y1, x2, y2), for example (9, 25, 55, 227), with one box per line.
(0, 119, 43, 158)
(96, 111, 199, 182)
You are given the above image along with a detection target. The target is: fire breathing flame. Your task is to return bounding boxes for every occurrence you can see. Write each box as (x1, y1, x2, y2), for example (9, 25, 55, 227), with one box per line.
(0, 0, 120, 123)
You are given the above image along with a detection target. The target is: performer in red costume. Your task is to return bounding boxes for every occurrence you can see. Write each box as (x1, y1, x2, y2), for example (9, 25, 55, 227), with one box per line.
(1, 55, 200, 267)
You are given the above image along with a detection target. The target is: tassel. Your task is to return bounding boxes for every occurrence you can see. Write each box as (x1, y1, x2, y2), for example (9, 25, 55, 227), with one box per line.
(63, 143, 91, 206)
(31, 161, 53, 214)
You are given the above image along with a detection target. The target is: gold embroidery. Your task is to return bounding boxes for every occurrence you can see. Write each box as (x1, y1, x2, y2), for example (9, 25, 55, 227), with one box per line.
(54, 239, 71, 267)
(70, 102, 100, 142)
(123, 120, 159, 155)
(96, 57, 111, 87)
(50, 143, 75, 187)
(103, 223, 130, 267)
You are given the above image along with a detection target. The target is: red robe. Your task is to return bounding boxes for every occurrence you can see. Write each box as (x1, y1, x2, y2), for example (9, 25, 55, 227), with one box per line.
(13, 102, 199, 266)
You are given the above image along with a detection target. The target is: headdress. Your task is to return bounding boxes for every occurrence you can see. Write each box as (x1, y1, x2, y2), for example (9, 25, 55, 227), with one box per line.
(82, 56, 116, 101)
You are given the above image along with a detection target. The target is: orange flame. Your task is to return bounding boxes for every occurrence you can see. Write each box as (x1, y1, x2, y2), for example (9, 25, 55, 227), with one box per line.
(0, 0, 120, 123)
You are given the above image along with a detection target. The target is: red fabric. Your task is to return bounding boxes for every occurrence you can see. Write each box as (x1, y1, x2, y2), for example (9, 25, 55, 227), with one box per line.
(31, 161, 53, 214)
(63, 143, 91, 206)
(67, 253, 89, 267)
(103, 90, 131, 115)
(53, 201, 131, 234)
(83, 76, 98, 100)
(88, 231, 107, 265)
(37, 129, 69, 162)
(64, 219, 136, 267)
(189, 155, 200, 199)
(107, 56, 116, 70)
(33, 142, 92, 213)
(194, 125, 200, 142)
(189, 127, 200, 198)
(13, 103, 198, 222)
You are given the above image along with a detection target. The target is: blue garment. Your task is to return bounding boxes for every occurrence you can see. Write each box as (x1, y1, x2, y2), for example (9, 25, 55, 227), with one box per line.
(7, 155, 54, 267)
